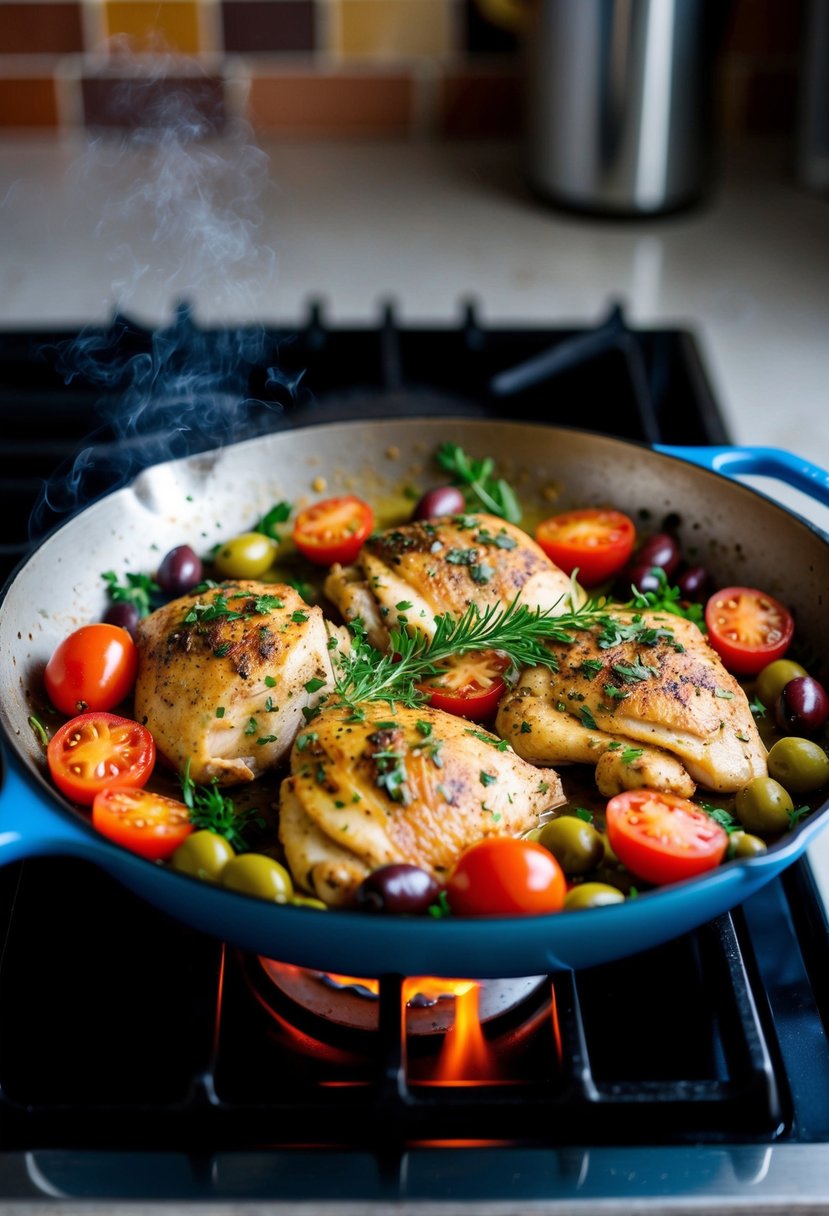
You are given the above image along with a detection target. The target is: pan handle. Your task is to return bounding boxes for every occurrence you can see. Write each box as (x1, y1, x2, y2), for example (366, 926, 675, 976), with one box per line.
(654, 445, 829, 511)
(0, 741, 101, 865)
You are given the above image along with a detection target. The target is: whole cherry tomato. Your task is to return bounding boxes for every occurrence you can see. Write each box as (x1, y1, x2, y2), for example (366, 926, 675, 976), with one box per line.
(535, 508, 636, 586)
(47, 712, 156, 806)
(44, 623, 137, 715)
(447, 837, 566, 916)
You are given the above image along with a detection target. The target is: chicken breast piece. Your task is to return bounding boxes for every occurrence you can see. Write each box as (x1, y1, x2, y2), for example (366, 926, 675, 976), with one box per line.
(279, 703, 564, 906)
(497, 611, 767, 795)
(135, 580, 335, 785)
(324, 512, 577, 649)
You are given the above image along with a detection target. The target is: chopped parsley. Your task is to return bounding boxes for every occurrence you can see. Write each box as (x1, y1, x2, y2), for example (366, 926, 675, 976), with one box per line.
(255, 500, 292, 539)
(612, 658, 658, 683)
(714, 688, 735, 700)
(256, 735, 277, 745)
(579, 659, 604, 679)
(102, 569, 160, 618)
(180, 760, 264, 851)
(244, 718, 257, 736)
(304, 677, 327, 694)
(579, 706, 598, 730)
(264, 675, 277, 688)
(479, 771, 497, 787)
(215, 706, 225, 718)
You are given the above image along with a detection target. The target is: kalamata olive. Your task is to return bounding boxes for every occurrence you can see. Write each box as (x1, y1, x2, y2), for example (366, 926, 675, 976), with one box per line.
(412, 485, 466, 521)
(755, 659, 808, 709)
(619, 563, 663, 595)
(729, 831, 767, 859)
(775, 676, 829, 736)
(564, 882, 625, 910)
(676, 564, 710, 601)
(537, 816, 604, 876)
(735, 777, 793, 836)
(157, 544, 203, 595)
(103, 601, 140, 638)
(354, 863, 441, 914)
(767, 737, 829, 793)
(214, 532, 278, 579)
(635, 532, 682, 578)
(220, 853, 294, 902)
(171, 829, 235, 882)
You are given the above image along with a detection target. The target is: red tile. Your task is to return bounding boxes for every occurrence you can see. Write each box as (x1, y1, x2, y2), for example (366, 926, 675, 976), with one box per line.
(249, 71, 414, 136)
(0, 78, 59, 127)
(0, 2, 83, 53)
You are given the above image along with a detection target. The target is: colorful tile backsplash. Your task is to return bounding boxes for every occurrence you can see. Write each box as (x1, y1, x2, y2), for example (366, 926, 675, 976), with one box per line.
(0, 0, 805, 137)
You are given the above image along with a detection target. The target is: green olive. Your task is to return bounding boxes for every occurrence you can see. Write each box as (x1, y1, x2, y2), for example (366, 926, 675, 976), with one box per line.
(220, 853, 294, 902)
(537, 816, 604, 875)
(767, 737, 829, 793)
(564, 883, 626, 911)
(214, 532, 278, 579)
(171, 829, 235, 882)
(735, 777, 794, 836)
(729, 831, 768, 859)
(523, 826, 544, 843)
(755, 659, 808, 709)
(292, 895, 328, 910)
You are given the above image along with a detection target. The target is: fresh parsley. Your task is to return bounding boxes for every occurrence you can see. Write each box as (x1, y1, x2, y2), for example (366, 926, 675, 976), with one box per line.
(435, 442, 522, 523)
(180, 760, 264, 851)
(255, 500, 292, 539)
(102, 569, 160, 618)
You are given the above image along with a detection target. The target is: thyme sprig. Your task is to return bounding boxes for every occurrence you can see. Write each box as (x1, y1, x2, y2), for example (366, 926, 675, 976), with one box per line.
(329, 594, 624, 712)
(180, 760, 265, 852)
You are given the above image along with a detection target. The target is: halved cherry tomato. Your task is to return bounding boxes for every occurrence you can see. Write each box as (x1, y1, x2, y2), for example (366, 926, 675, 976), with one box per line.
(535, 508, 636, 586)
(704, 586, 794, 676)
(605, 790, 728, 886)
(92, 787, 193, 861)
(447, 837, 566, 916)
(292, 495, 374, 566)
(47, 712, 156, 805)
(418, 650, 510, 721)
(44, 622, 137, 715)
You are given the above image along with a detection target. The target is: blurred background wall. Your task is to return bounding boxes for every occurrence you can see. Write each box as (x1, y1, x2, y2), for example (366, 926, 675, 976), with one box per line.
(0, 0, 804, 139)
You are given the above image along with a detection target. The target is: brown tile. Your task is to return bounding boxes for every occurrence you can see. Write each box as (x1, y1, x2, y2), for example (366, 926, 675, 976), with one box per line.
(222, 1, 315, 52)
(0, 3, 83, 54)
(82, 74, 226, 130)
(338, 0, 453, 58)
(0, 77, 58, 127)
(723, 0, 803, 55)
(104, 1, 202, 54)
(248, 71, 414, 136)
(438, 67, 520, 137)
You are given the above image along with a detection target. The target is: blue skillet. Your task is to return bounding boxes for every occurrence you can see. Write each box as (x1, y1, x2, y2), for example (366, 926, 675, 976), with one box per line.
(1, 422, 828, 978)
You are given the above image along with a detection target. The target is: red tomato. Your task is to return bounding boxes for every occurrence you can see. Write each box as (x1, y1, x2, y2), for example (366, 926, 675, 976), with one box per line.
(605, 790, 728, 886)
(292, 495, 374, 566)
(419, 651, 510, 721)
(44, 623, 137, 715)
(47, 712, 156, 806)
(535, 508, 636, 586)
(704, 586, 794, 676)
(92, 787, 193, 861)
(447, 837, 566, 916)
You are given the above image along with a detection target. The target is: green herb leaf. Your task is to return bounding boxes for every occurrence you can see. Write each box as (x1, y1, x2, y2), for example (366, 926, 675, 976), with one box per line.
(435, 442, 522, 523)
(179, 760, 263, 852)
(255, 500, 292, 539)
(102, 569, 160, 618)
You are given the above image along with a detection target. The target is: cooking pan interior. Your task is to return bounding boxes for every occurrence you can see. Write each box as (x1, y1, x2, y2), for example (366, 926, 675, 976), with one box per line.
(1, 420, 828, 976)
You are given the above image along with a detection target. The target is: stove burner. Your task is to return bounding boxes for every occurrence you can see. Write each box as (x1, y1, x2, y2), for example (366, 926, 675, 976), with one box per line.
(257, 960, 548, 1036)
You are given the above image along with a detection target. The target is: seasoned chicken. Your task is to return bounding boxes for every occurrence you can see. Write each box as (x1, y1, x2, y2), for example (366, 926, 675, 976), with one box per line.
(496, 611, 767, 795)
(279, 703, 564, 906)
(135, 580, 336, 785)
(324, 512, 577, 649)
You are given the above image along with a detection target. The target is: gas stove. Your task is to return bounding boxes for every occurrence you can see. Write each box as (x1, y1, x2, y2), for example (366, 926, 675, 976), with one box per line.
(1, 304, 829, 1212)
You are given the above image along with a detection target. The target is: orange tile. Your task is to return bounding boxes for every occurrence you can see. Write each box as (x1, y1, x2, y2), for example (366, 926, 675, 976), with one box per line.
(0, 78, 58, 127)
(337, 0, 453, 58)
(249, 71, 414, 136)
(104, 1, 202, 54)
(439, 67, 520, 137)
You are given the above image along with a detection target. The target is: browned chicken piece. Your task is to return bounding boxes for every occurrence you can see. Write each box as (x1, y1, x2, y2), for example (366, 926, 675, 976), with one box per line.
(496, 611, 767, 795)
(135, 581, 336, 786)
(279, 703, 564, 906)
(324, 512, 577, 650)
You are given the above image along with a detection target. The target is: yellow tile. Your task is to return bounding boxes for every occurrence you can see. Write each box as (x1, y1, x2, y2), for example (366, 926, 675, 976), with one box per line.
(104, 1, 202, 54)
(337, 0, 453, 59)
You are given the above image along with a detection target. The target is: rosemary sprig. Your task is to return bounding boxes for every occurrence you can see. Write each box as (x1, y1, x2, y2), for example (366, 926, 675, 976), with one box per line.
(330, 594, 621, 711)
(179, 760, 265, 852)
(435, 442, 522, 524)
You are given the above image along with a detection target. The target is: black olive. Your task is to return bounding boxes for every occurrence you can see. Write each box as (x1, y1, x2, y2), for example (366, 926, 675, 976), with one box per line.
(354, 864, 441, 914)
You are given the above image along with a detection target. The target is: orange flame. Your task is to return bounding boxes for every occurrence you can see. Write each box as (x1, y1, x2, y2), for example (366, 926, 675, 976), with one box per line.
(404, 978, 495, 1084)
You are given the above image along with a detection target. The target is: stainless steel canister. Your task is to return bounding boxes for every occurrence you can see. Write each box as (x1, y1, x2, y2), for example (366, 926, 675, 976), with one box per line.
(525, 0, 718, 215)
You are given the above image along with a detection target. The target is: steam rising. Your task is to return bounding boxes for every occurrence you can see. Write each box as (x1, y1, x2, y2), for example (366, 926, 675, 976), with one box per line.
(32, 88, 287, 537)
